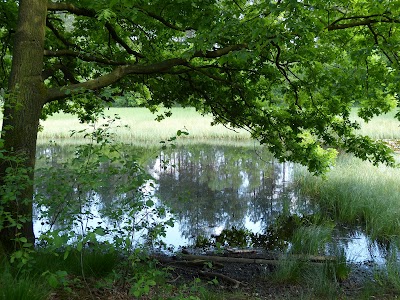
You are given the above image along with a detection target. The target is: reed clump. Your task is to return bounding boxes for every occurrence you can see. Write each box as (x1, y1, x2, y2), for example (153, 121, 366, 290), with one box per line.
(294, 154, 400, 241)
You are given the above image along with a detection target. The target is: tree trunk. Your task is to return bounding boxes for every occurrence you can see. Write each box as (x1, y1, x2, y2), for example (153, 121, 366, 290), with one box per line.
(0, 0, 47, 253)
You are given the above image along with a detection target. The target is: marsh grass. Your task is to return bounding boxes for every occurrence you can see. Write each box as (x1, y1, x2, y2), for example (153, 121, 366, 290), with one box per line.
(359, 253, 400, 298)
(32, 107, 400, 145)
(289, 224, 351, 282)
(268, 254, 349, 299)
(36, 107, 251, 145)
(269, 258, 308, 284)
(290, 225, 333, 255)
(294, 154, 400, 241)
(351, 110, 400, 139)
(366, 239, 400, 294)
(304, 268, 341, 300)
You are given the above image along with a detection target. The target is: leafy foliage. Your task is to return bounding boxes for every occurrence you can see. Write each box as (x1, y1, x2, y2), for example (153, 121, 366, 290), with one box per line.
(2, 0, 400, 173)
(0, 143, 35, 264)
(35, 115, 173, 250)
(31, 115, 175, 296)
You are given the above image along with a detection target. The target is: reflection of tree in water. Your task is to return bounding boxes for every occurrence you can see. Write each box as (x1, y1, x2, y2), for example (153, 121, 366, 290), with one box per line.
(34, 144, 391, 261)
(36, 144, 155, 208)
(151, 145, 313, 243)
(247, 162, 313, 230)
(35, 144, 314, 244)
(153, 146, 248, 241)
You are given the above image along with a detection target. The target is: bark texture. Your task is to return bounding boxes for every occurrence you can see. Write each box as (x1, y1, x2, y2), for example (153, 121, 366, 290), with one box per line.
(0, 0, 47, 252)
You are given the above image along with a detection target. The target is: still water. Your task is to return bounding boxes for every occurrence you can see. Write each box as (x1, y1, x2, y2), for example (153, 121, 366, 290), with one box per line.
(33, 143, 387, 264)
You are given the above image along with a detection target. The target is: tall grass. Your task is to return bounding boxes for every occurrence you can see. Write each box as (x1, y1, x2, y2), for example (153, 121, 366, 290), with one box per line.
(294, 154, 400, 241)
(32, 107, 400, 144)
(0, 261, 50, 300)
(36, 107, 251, 145)
(0, 276, 49, 300)
(2, 106, 399, 143)
(290, 225, 333, 255)
(351, 110, 400, 139)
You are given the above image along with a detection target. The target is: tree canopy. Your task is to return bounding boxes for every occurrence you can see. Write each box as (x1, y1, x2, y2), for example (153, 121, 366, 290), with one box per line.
(1, 0, 399, 174)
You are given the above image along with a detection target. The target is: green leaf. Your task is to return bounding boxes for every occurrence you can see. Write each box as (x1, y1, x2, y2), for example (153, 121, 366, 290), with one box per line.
(94, 227, 106, 236)
(77, 241, 83, 252)
(48, 274, 59, 288)
(148, 280, 156, 286)
(14, 250, 23, 259)
(19, 237, 28, 243)
(131, 288, 141, 297)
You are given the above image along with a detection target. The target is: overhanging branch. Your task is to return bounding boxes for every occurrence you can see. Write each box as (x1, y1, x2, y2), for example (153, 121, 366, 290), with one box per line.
(45, 44, 248, 103)
(45, 58, 187, 103)
(44, 49, 130, 65)
(47, 1, 95, 17)
(104, 22, 144, 58)
(46, 19, 76, 48)
(193, 44, 247, 58)
(328, 14, 400, 30)
(47, 1, 144, 59)
(133, 5, 194, 31)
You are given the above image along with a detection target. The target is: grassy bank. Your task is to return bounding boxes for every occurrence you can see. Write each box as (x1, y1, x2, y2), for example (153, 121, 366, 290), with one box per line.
(294, 154, 400, 241)
(31, 107, 400, 144)
(36, 107, 251, 145)
(289, 152, 400, 298)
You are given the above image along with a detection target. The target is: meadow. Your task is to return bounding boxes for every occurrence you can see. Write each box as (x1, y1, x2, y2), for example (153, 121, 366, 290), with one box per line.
(350, 109, 400, 140)
(1, 105, 397, 143)
(36, 107, 251, 145)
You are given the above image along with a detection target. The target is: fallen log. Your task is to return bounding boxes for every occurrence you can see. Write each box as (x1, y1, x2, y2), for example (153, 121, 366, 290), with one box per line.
(291, 254, 337, 262)
(181, 254, 280, 265)
(199, 270, 243, 288)
(167, 259, 224, 269)
(226, 248, 257, 254)
(180, 254, 337, 265)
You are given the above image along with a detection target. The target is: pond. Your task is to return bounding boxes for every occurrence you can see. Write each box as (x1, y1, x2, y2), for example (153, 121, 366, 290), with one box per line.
(33, 143, 390, 264)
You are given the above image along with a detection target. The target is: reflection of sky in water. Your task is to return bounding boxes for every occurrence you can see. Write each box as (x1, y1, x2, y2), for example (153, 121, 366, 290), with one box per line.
(245, 216, 262, 234)
(34, 179, 165, 247)
(339, 232, 386, 264)
(34, 144, 394, 264)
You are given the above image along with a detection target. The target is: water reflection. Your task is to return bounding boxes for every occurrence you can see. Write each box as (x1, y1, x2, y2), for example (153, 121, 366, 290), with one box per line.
(150, 146, 313, 244)
(34, 143, 392, 263)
